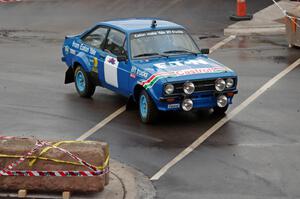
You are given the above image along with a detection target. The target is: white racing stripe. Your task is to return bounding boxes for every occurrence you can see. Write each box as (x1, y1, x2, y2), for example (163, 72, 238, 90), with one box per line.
(150, 58, 300, 181)
(76, 105, 126, 141)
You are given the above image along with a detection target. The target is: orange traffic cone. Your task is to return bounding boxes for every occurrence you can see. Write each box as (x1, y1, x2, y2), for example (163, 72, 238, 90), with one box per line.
(230, 0, 253, 21)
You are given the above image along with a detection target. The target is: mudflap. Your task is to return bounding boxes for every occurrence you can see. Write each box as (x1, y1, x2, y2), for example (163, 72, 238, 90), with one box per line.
(64, 67, 74, 84)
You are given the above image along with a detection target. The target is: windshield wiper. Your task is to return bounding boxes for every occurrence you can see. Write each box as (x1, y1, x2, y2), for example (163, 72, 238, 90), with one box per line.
(163, 50, 198, 56)
(134, 52, 168, 58)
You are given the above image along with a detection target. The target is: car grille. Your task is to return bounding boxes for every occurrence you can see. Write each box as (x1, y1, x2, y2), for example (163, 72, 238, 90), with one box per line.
(169, 78, 236, 95)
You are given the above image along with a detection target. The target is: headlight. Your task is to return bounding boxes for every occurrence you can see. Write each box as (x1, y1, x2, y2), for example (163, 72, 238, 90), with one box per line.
(182, 99, 193, 111)
(226, 78, 234, 88)
(164, 84, 174, 95)
(183, 81, 195, 95)
(217, 95, 228, 108)
(215, 78, 226, 91)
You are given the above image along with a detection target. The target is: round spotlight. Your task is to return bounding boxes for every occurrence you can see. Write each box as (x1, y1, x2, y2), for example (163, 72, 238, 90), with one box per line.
(226, 78, 234, 88)
(164, 84, 174, 95)
(215, 78, 226, 92)
(217, 95, 228, 108)
(182, 99, 193, 111)
(183, 82, 195, 95)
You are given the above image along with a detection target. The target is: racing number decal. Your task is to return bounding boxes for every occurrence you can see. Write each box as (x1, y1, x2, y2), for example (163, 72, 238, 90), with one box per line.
(104, 55, 119, 88)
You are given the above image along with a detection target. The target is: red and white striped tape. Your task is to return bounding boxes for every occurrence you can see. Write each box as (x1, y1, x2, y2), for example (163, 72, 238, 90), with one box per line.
(0, 168, 110, 177)
(0, 0, 22, 3)
(5, 140, 45, 170)
(0, 136, 16, 140)
(0, 136, 109, 177)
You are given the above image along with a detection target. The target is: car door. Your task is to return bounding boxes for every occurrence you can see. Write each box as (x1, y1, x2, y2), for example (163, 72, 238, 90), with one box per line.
(80, 26, 109, 85)
(101, 28, 130, 96)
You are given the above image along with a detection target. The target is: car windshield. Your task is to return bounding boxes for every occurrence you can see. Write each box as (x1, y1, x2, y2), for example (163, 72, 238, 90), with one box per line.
(130, 29, 200, 59)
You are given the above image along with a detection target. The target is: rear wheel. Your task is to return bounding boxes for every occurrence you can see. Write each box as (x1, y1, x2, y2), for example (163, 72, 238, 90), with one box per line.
(74, 66, 95, 98)
(139, 90, 158, 124)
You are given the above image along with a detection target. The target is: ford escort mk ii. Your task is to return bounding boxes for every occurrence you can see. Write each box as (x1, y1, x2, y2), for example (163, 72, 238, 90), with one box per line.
(62, 18, 238, 123)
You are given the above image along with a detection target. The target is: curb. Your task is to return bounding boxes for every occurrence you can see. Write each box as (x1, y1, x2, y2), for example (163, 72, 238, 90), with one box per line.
(224, 27, 285, 36)
(109, 159, 156, 199)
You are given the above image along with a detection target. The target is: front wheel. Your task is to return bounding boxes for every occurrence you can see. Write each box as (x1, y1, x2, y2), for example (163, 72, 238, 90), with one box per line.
(139, 90, 158, 124)
(212, 105, 228, 116)
(74, 66, 95, 98)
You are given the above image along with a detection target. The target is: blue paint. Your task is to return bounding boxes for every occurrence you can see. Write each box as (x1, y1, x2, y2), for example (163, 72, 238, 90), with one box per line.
(62, 18, 238, 114)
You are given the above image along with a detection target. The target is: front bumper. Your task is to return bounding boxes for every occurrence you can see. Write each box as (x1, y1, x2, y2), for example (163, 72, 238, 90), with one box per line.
(156, 90, 238, 111)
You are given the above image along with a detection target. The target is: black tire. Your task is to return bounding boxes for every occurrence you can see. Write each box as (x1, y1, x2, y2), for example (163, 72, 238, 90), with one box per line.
(74, 66, 96, 98)
(138, 90, 159, 124)
(213, 105, 228, 116)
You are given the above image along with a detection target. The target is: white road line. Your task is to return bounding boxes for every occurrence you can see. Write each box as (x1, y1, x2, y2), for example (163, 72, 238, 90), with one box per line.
(150, 58, 300, 181)
(76, 105, 126, 141)
(210, 35, 236, 53)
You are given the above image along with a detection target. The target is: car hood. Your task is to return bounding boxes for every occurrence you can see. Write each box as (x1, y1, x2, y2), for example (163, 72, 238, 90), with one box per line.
(131, 55, 237, 84)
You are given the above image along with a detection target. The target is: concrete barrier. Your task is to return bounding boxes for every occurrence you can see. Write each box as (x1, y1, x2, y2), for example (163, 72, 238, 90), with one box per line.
(0, 137, 109, 193)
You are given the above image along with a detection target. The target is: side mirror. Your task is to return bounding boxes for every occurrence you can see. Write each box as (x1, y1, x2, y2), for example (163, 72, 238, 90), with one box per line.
(117, 55, 127, 62)
(200, 48, 210, 54)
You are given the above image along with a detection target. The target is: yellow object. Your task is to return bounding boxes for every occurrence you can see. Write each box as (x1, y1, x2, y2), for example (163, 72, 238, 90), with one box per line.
(0, 140, 109, 171)
(92, 57, 98, 73)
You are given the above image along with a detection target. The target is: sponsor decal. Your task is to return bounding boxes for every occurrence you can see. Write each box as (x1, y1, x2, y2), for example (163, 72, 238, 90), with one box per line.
(64, 46, 69, 54)
(136, 70, 148, 79)
(70, 49, 76, 55)
(90, 48, 96, 56)
(140, 66, 227, 89)
(168, 104, 180, 109)
(130, 66, 137, 78)
(72, 41, 80, 49)
(130, 73, 137, 78)
(108, 57, 116, 65)
(133, 29, 184, 39)
(153, 58, 210, 69)
(79, 44, 89, 53)
(130, 66, 149, 79)
(71, 42, 96, 55)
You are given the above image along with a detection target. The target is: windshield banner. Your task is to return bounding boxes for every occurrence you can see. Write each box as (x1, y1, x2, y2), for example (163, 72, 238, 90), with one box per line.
(133, 29, 184, 39)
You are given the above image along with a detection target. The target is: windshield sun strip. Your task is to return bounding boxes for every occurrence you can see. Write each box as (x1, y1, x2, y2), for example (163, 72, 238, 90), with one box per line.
(130, 28, 199, 60)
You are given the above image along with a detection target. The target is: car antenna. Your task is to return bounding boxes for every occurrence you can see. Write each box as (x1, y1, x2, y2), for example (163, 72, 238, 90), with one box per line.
(151, 20, 157, 28)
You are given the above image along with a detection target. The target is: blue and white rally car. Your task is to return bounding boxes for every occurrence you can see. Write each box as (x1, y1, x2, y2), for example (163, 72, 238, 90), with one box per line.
(62, 18, 238, 123)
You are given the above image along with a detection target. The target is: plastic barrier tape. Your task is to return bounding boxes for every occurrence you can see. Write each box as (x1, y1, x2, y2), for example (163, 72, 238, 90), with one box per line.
(0, 136, 109, 177)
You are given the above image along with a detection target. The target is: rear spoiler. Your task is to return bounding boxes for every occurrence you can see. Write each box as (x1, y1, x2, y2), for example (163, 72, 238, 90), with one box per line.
(65, 34, 80, 39)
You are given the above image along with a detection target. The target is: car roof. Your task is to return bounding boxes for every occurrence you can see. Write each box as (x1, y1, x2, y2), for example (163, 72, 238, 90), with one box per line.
(97, 18, 184, 33)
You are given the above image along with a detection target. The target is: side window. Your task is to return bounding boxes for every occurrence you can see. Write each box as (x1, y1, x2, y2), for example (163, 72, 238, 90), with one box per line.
(82, 27, 108, 49)
(104, 29, 126, 57)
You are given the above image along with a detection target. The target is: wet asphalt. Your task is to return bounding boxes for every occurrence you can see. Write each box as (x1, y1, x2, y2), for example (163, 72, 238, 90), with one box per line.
(1, 0, 300, 199)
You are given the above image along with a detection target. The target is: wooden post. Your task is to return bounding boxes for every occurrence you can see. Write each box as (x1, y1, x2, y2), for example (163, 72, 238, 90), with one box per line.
(62, 191, 71, 199)
(18, 190, 27, 198)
